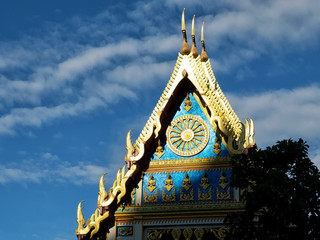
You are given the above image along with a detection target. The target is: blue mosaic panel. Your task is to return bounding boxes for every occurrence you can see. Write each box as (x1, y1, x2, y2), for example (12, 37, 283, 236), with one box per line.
(151, 92, 230, 161)
(142, 169, 233, 205)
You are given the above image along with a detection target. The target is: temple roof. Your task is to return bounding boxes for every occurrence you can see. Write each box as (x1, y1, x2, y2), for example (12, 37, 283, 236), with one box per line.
(75, 9, 256, 240)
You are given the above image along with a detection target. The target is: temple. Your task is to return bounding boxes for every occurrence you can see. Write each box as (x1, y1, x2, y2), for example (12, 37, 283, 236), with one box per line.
(76, 9, 256, 240)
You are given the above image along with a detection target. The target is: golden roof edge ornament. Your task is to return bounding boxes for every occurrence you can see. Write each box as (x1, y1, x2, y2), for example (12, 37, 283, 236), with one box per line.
(244, 118, 256, 148)
(125, 129, 134, 162)
(191, 14, 199, 58)
(97, 173, 108, 207)
(248, 118, 256, 146)
(200, 21, 208, 62)
(181, 8, 191, 55)
(76, 200, 86, 234)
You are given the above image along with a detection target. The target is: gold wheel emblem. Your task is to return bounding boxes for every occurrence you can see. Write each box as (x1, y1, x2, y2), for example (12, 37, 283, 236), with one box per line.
(166, 115, 209, 156)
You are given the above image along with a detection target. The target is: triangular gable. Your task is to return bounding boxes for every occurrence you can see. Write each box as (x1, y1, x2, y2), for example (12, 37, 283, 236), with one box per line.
(75, 10, 256, 240)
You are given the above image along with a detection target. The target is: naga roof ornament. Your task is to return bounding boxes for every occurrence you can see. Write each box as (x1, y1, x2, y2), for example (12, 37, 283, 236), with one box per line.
(75, 9, 256, 239)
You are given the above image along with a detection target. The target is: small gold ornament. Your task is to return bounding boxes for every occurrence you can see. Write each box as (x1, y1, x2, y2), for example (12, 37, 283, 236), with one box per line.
(182, 172, 192, 191)
(213, 136, 222, 155)
(184, 93, 193, 111)
(146, 173, 157, 192)
(218, 170, 228, 189)
(154, 139, 165, 158)
(164, 172, 174, 191)
(200, 171, 210, 190)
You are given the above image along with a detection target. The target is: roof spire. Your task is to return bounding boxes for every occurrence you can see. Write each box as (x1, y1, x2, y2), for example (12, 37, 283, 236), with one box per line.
(181, 8, 191, 55)
(200, 21, 208, 62)
(191, 15, 199, 58)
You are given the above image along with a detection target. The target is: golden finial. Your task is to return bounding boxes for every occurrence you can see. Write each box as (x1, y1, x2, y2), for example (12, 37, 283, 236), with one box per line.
(191, 15, 198, 58)
(181, 8, 191, 55)
(200, 21, 208, 62)
(125, 129, 134, 162)
(97, 173, 108, 207)
(76, 200, 85, 234)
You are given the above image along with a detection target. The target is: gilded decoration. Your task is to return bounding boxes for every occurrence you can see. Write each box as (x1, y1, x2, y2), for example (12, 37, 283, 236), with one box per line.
(181, 188, 194, 201)
(162, 188, 176, 202)
(149, 156, 231, 167)
(164, 172, 174, 191)
(194, 228, 205, 240)
(171, 229, 182, 240)
(207, 227, 229, 240)
(218, 171, 229, 189)
(182, 172, 192, 191)
(198, 171, 212, 201)
(155, 139, 165, 158)
(216, 171, 231, 200)
(213, 136, 222, 155)
(180, 172, 194, 202)
(146, 227, 229, 240)
(183, 228, 193, 240)
(200, 171, 210, 190)
(146, 173, 157, 192)
(183, 93, 193, 111)
(147, 229, 170, 240)
(144, 189, 158, 203)
(118, 227, 133, 236)
(130, 188, 136, 205)
(166, 114, 209, 157)
(216, 187, 231, 200)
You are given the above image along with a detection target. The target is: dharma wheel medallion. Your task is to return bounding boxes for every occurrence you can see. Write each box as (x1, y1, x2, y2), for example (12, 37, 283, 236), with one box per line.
(166, 114, 209, 156)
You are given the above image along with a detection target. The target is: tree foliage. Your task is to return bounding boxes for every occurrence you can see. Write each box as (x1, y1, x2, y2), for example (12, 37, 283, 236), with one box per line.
(225, 139, 320, 239)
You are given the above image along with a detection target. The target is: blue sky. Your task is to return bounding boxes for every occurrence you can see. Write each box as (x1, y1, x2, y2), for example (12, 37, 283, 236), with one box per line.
(1, 0, 320, 239)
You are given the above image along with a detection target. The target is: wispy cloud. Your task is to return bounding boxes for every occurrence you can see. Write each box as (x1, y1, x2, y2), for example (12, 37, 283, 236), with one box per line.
(0, 0, 319, 139)
(0, 152, 113, 185)
(227, 85, 320, 165)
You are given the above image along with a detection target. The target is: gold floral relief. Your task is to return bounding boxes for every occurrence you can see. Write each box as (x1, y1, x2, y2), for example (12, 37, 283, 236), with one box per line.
(118, 227, 133, 236)
(180, 188, 194, 202)
(171, 229, 182, 240)
(194, 228, 205, 240)
(198, 187, 212, 201)
(207, 227, 229, 240)
(183, 228, 193, 240)
(162, 188, 176, 203)
(144, 189, 158, 203)
(216, 186, 231, 200)
(147, 229, 169, 240)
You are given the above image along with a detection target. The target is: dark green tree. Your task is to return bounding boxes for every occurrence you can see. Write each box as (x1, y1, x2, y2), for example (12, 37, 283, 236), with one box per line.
(225, 139, 320, 240)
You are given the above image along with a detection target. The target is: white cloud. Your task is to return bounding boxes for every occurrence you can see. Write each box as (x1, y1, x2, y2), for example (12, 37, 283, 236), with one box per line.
(0, 152, 113, 185)
(0, 97, 105, 135)
(227, 85, 320, 166)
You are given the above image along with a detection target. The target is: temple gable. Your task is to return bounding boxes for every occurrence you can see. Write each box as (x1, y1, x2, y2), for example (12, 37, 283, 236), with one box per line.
(75, 9, 256, 240)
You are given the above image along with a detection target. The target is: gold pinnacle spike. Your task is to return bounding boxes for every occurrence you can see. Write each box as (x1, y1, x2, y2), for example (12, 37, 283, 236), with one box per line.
(191, 14, 198, 58)
(181, 8, 191, 55)
(200, 21, 208, 62)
